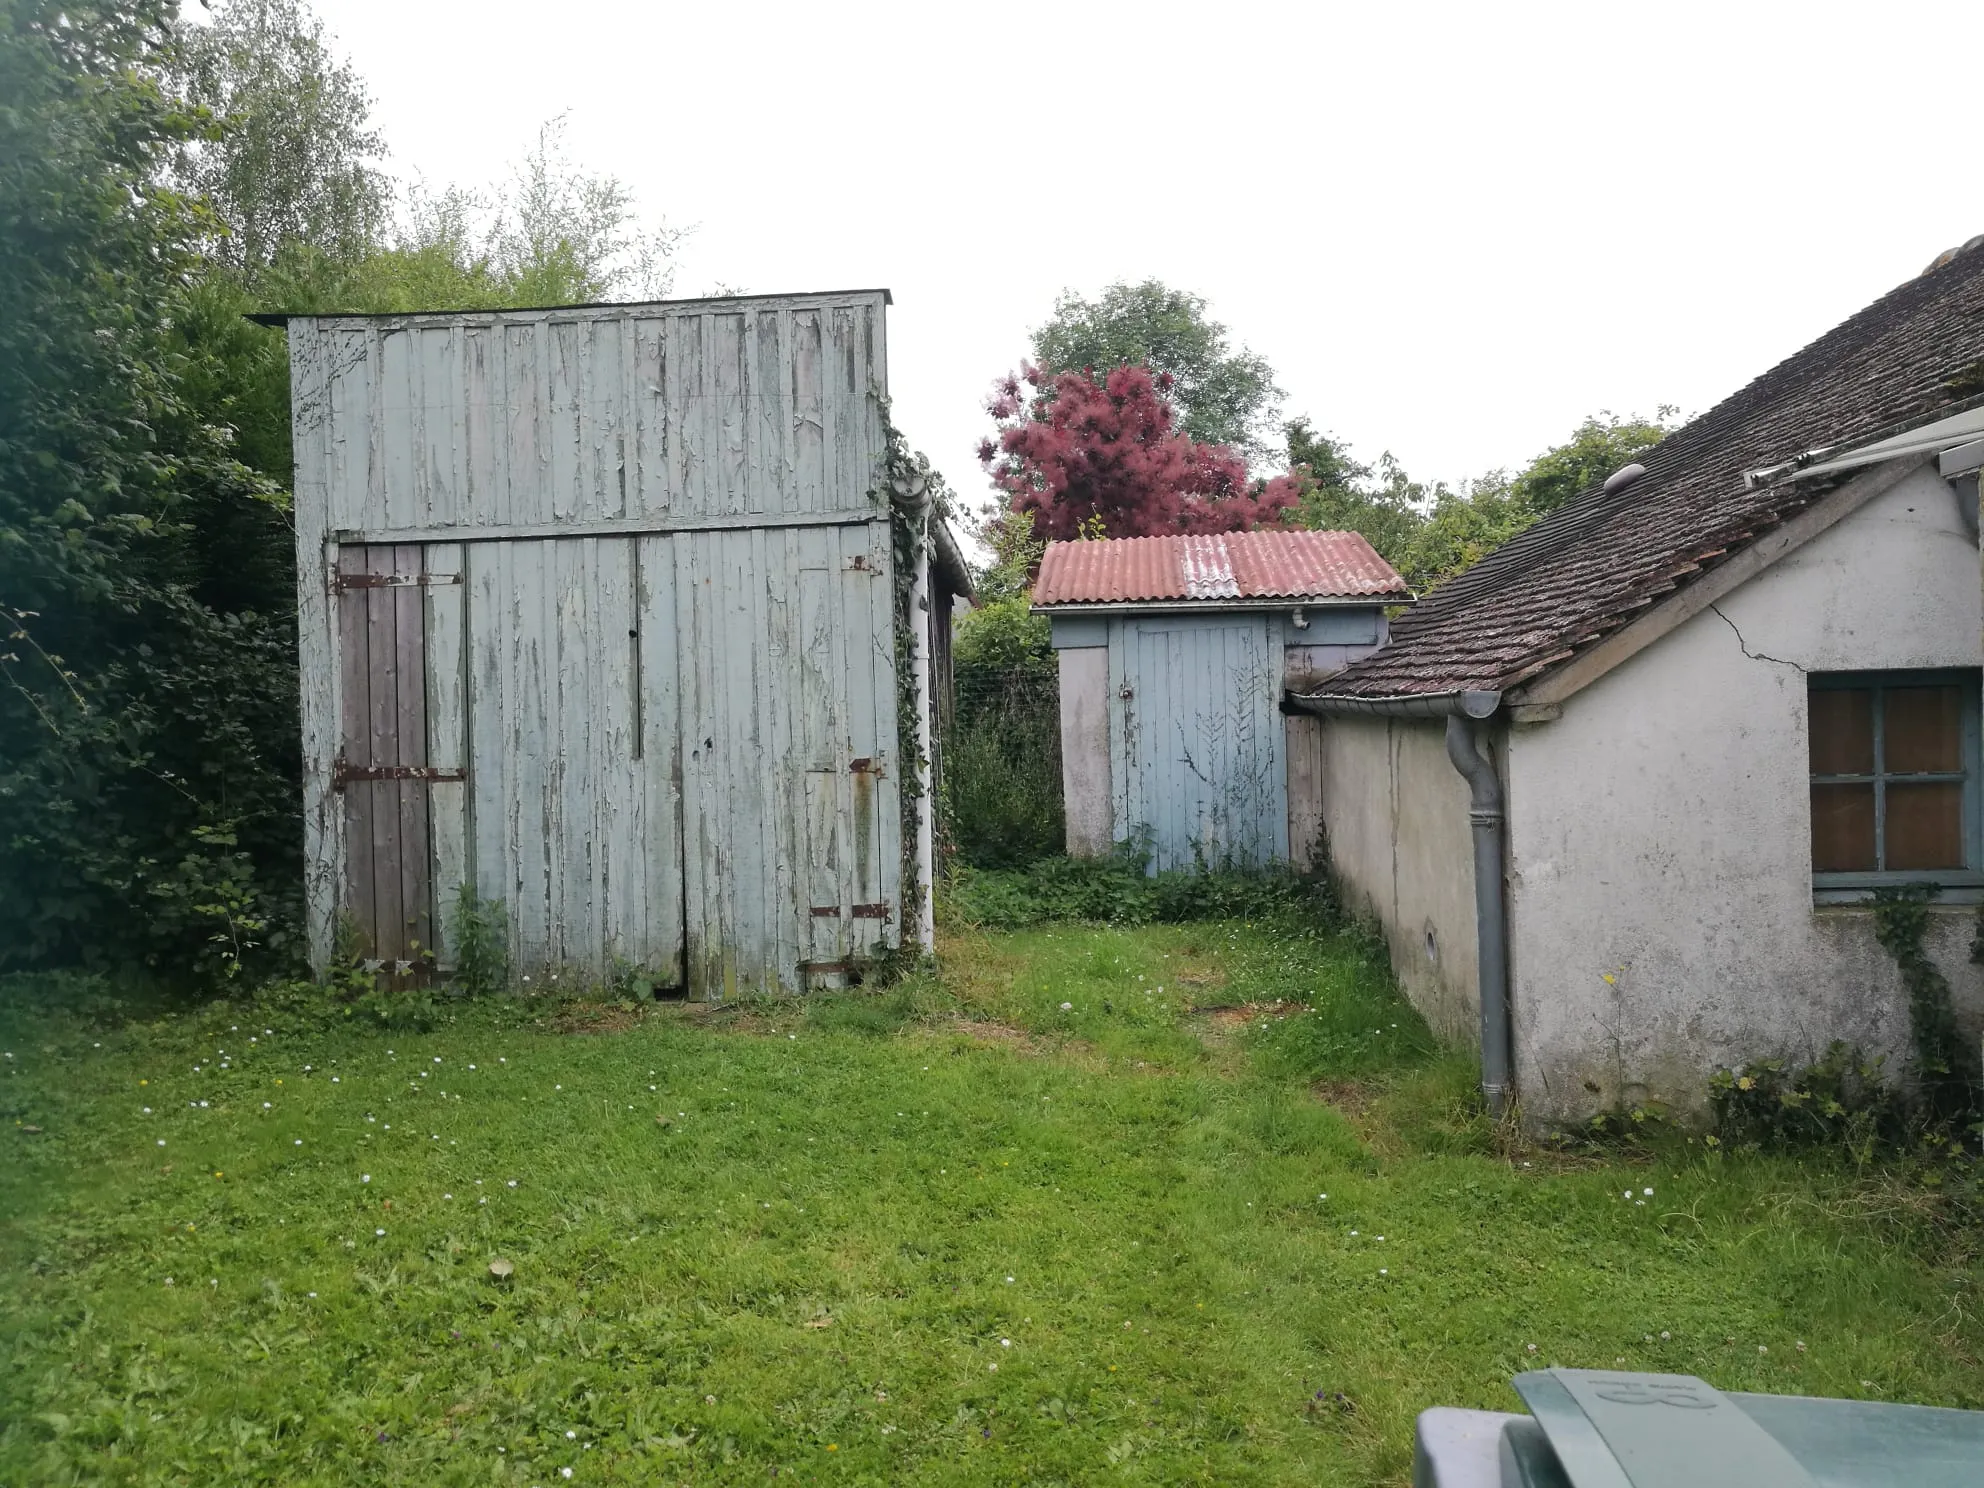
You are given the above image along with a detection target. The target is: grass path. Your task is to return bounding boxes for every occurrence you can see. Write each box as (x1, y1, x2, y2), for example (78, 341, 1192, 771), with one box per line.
(2, 919, 1979, 1485)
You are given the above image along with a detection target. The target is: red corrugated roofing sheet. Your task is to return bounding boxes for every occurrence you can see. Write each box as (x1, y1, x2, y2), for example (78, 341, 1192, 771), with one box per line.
(1032, 529, 1408, 607)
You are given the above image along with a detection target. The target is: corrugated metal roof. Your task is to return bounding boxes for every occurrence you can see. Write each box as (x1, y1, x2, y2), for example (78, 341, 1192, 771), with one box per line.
(1032, 530, 1408, 607)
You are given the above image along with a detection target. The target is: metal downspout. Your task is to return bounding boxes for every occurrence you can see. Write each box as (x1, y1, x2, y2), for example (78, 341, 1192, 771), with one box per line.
(1444, 715, 1512, 1116)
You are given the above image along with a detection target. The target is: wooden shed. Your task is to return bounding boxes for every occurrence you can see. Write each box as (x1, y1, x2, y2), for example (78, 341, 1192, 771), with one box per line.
(1033, 531, 1407, 871)
(278, 289, 970, 996)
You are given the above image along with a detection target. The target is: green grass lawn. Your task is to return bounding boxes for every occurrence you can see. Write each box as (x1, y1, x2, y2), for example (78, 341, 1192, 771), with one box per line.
(3, 916, 1979, 1486)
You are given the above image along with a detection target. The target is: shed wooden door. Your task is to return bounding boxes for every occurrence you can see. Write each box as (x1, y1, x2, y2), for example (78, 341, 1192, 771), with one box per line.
(462, 536, 687, 986)
(1110, 616, 1287, 872)
(673, 521, 898, 996)
(335, 544, 445, 965)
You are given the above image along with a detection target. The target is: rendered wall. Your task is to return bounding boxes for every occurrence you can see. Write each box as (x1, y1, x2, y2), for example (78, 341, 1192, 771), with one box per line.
(1505, 466, 1984, 1120)
(1315, 714, 1483, 1043)
(1058, 647, 1112, 856)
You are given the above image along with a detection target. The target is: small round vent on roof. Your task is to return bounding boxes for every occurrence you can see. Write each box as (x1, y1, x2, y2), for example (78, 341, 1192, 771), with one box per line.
(1602, 462, 1648, 497)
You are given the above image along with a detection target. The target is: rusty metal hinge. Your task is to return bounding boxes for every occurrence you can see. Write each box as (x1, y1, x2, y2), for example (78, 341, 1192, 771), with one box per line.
(332, 572, 462, 592)
(850, 902, 891, 920)
(849, 757, 886, 778)
(333, 757, 467, 789)
(809, 906, 841, 918)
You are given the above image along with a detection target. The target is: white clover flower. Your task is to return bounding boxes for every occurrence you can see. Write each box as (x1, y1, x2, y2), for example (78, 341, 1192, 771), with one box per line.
(375, 1228, 385, 1236)
(1059, 1002, 1073, 1011)
(1000, 1338, 1011, 1348)
(362, 1174, 371, 1183)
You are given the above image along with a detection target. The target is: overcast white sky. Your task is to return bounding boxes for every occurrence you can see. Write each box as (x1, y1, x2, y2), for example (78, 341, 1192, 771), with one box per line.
(264, 0, 1983, 505)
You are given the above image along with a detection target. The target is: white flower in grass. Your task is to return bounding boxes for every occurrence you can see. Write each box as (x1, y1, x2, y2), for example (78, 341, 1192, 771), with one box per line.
(375, 1228, 385, 1236)
(1060, 1002, 1072, 1011)
(362, 1174, 371, 1183)
(1000, 1338, 1011, 1348)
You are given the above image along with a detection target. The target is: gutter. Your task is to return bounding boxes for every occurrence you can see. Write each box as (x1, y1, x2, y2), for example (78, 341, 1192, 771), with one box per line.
(1282, 686, 1513, 1116)
(1035, 594, 1410, 619)
(1281, 687, 1501, 720)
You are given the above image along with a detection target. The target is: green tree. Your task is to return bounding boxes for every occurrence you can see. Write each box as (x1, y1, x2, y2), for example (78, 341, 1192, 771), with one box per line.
(1285, 418, 1428, 571)
(1285, 408, 1677, 592)
(1031, 280, 1284, 463)
(168, 0, 390, 277)
(1, 0, 301, 976)
(1506, 408, 1672, 516)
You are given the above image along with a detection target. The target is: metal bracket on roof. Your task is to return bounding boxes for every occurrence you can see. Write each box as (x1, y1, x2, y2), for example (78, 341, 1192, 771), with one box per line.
(1742, 446, 1836, 489)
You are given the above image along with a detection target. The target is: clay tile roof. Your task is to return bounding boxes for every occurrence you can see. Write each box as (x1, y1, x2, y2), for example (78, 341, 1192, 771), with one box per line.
(1032, 529, 1409, 608)
(1322, 239, 1984, 701)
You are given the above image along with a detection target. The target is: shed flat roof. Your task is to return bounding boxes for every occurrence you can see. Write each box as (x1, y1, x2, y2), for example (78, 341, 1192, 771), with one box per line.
(246, 287, 893, 326)
(1032, 530, 1408, 609)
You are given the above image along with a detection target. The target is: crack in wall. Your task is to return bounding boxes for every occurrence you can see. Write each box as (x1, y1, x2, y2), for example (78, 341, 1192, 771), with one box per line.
(1710, 603, 1807, 673)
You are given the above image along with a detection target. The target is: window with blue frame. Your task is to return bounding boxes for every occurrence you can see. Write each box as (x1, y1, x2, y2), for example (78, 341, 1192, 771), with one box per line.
(1808, 670, 1982, 897)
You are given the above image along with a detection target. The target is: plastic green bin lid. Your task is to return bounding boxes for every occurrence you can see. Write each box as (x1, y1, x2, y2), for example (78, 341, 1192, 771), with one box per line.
(1511, 1370, 1984, 1488)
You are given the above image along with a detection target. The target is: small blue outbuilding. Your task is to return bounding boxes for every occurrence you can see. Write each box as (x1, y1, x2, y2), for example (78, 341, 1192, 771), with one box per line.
(1032, 530, 1408, 872)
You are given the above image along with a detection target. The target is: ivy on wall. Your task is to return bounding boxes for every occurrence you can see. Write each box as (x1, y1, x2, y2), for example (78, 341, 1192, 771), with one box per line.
(1871, 887, 1982, 1129)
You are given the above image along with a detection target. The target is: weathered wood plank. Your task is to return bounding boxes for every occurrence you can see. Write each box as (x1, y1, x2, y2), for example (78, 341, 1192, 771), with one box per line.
(790, 309, 826, 516)
(424, 543, 467, 962)
(331, 506, 880, 545)
(364, 544, 403, 957)
(636, 533, 686, 984)
(392, 543, 431, 960)
(291, 321, 344, 972)
(466, 539, 507, 924)
(336, 544, 374, 957)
